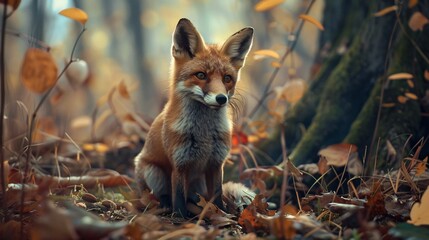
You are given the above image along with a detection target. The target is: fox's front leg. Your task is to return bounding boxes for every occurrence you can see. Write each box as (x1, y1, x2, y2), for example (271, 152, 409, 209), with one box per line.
(206, 164, 225, 210)
(171, 169, 189, 217)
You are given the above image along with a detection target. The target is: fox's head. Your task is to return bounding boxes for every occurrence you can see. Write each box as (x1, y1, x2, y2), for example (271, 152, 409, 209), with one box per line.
(170, 18, 253, 109)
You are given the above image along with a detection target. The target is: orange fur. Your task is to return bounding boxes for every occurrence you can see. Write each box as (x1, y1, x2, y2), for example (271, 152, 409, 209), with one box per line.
(134, 18, 253, 216)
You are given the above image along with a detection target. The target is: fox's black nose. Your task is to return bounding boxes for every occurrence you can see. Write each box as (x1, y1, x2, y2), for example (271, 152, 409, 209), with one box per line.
(216, 94, 227, 105)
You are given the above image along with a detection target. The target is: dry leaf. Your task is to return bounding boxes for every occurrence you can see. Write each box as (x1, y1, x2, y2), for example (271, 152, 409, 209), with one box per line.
(388, 72, 413, 80)
(253, 49, 280, 60)
(373, 5, 397, 17)
(117, 80, 131, 99)
(386, 139, 397, 157)
(59, 8, 88, 25)
(254, 0, 284, 12)
(278, 79, 307, 104)
(382, 102, 396, 108)
(21, 48, 58, 93)
(405, 92, 418, 100)
(318, 143, 358, 167)
(416, 157, 428, 177)
(0, 0, 20, 12)
(318, 156, 329, 174)
(398, 95, 408, 104)
(299, 14, 324, 30)
(408, 0, 418, 8)
(408, 12, 429, 31)
(407, 79, 415, 88)
(408, 186, 429, 226)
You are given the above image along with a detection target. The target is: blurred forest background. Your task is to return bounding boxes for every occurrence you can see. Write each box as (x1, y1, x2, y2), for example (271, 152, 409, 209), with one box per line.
(4, 0, 322, 145)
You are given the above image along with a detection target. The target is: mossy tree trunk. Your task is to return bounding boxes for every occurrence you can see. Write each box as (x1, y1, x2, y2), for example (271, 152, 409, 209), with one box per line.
(260, 0, 429, 170)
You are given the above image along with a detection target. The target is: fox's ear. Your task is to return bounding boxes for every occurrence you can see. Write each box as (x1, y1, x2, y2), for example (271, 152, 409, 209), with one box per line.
(172, 18, 205, 60)
(221, 27, 254, 69)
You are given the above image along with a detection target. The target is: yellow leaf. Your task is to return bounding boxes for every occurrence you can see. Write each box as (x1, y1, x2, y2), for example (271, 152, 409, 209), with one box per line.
(82, 143, 109, 153)
(388, 72, 413, 80)
(408, 186, 429, 226)
(253, 49, 280, 60)
(373, 5, 398, 17)
(254, 0, 284, 12)
(279, 79, 307, 104)
(405, 92, 418, 100)
(299, 14, 324, 31)
(408, 0, 419, 8)
(21, 48, 58, 94)
(397, 95, 408, 104)
(59, 8, 88, 25)
(409, 12, 429, 31)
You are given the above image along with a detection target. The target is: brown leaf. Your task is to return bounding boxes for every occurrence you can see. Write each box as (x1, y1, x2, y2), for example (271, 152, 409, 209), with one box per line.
(318, 156, 329, 174)
(408, 0, 418, 8)
(253, 49, 280, 60)
(117, 80, 131, 99)
(318, 143, 358, 167)
(373, 5, 397, 17)
(388, 72, 413, 80)
(416, 157, 428, 177)
(424, 70, 429, 81)
(59, 8, 88, 25)
(398, 95, 408, 104)
(299, 14, 324, 30)
(408, 186, 429, 225)
(254, 0, 284, 12)
(21, 48, 58, 93)
(409, 12, 429, 31)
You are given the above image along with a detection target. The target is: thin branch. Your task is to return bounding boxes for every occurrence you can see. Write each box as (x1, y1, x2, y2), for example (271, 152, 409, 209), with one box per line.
(246, 0, 317, 121)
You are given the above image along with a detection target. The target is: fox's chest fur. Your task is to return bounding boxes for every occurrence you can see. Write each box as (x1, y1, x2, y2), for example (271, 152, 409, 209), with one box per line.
(163, 97, 232, 172)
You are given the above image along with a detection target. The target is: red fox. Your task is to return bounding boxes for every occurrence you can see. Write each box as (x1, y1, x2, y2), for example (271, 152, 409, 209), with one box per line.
(134, 18, 253, 216)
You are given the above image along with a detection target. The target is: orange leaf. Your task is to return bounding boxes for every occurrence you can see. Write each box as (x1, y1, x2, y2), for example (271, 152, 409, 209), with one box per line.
(407, 79, 415, 88)
(408, 0, 418, 8)
(271, 61, 281, 68)
(21, 48, 58, 93)
(397, 95, 408, 103)
(318, 143, 358, 167)
(405, 92, 418, 100)
(424, 70, 429, 81)
(0, 0, 20, 12)
(382, 102, 395, 108)
(117, 80, 131, 99)
(373, 5, 397, 17)
(388, 72, 413, 80)
(253, 49, 280, 60)
(318, 156, 329, 174)
(408, 12, 429, 31)
(59, 8, 88, 25)
(416, 157, 428, 177)
(299, 14, 324, 30)
(254, 0, 284, 12)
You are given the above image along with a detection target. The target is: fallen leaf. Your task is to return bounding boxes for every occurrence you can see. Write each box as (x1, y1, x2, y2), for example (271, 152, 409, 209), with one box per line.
(424, 70, 429, 81)
(253, 49, 280, 60)
(318, 156, 329, 174)
(254, 0, 284, 12)
(318, 143, 358, 167)
(408, 186, 429, 225)
(21, 48, 58, 93)
(408, 12, 429, 31)
(388, 72, 413, 80)
(415, 157, 428, 177)
(299, 14, 324, 30)
(373, 5, 397, 17)
(59, 8, 88, 25)
(405, 92, 418, 100)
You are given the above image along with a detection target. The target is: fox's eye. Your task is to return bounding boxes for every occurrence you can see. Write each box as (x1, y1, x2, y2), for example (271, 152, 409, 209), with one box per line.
(223, 75, 233, 83)
(195, 72, 207, 80)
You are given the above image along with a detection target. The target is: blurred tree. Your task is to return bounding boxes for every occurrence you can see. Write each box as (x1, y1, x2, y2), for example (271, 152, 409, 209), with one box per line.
(260, 0, 429, 172)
